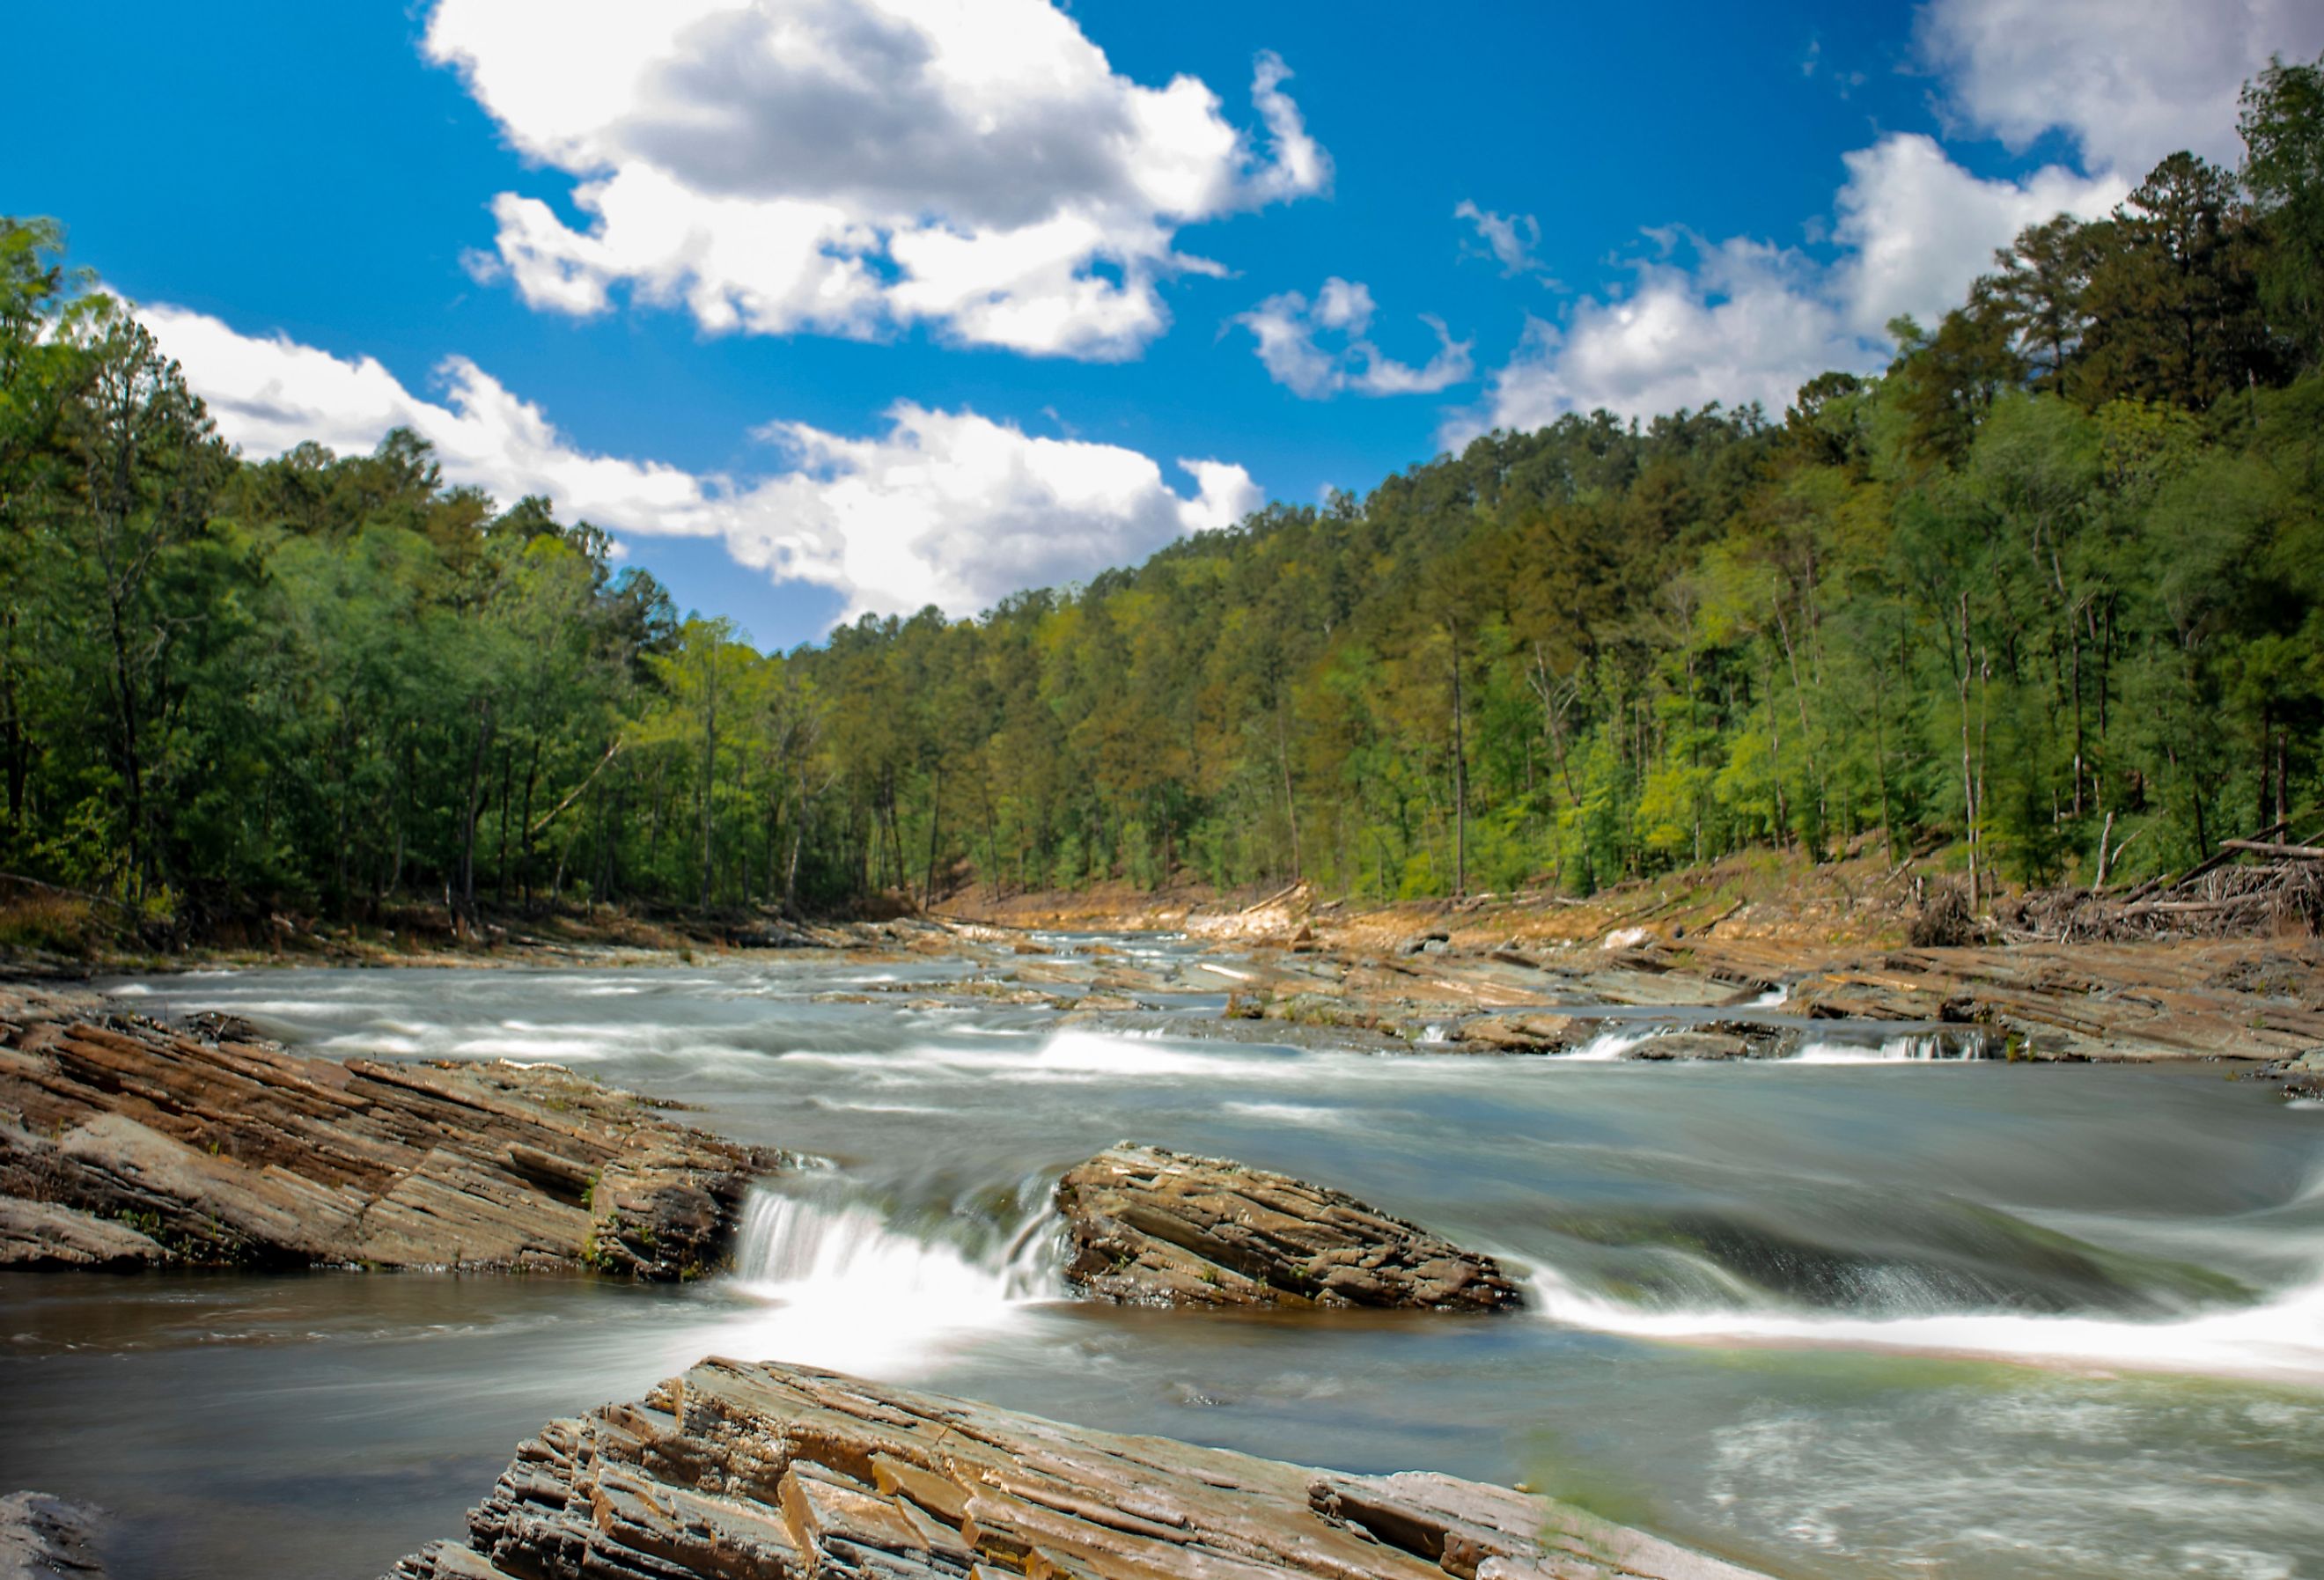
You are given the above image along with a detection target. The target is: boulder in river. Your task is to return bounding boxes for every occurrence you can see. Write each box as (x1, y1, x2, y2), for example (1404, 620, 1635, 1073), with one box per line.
(0, 985, 782, 1278)
(1446, 1012, 1585, 1054)
(386, 1358, 1774, 1580)
(0, 1490, 105, 1579)
(1056, 1143, 1521, 1311)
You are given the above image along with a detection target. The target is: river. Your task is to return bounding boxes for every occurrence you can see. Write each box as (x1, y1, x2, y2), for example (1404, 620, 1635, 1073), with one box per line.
(4, 939, 2320, 1580)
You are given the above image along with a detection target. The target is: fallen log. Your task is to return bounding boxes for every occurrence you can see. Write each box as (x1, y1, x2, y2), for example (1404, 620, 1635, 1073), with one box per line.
(2218, 839, 2324, 861)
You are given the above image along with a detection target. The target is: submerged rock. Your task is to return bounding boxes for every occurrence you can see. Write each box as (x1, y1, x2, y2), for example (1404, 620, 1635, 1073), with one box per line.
(1541, 1194, 2251, 1316)
(387, 1359, 1773, 1580)
(0, 985, 781, 1278)
(1447, 1012, 1585, 1054)
(1619, 1025, 1792, 1062)
(0, 1491, 105, 1579)
(1055, 1143, 1521, 1311)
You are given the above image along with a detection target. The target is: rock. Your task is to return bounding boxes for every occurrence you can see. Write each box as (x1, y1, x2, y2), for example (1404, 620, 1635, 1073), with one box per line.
(386, 1359, 1773, 1580)
(1778, 940, 2324, 1062)
(1055, 1143, 1521, 1311)
(0, 985, 780, 1278)
(1217, 988, 1411, 1038)
(0, 1198, 164, 1269)
(1401, 930, 1451, 956)
(1621, 1026, 1785, 1062)
(0, 1491, 105, 1579)
(1448, 1013, 1584, 1055)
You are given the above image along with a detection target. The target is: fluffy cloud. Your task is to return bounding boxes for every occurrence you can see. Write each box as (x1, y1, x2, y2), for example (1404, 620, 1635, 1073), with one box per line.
(423, 0, 1329, 359)
(1232, 277, 1474, 399)
(1451, 133, 2124, 443)
(1832, 133, 2129, 334)
(1458, 240, 1868, 440)
(144, 303, 1257, 621)
(1917, 0, 2324, 174)
(1451, 0, 2296, 445)
(1454, 200, 1548, 279)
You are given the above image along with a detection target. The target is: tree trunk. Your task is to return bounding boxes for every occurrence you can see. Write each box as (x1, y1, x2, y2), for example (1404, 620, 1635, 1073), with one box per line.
(1448, 626, 1468, 897)
(459, 696, 494, 926)
(923, 764, 944, 908)
(1274, 694, 1302, 881)
(698, 660, 720, 913)
(1958, 593, 1979, 911)
(519, 737, 541, 910)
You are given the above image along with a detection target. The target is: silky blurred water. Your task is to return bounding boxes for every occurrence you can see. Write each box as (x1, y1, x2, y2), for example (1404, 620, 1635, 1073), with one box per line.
(4, 950, 2320, 1580)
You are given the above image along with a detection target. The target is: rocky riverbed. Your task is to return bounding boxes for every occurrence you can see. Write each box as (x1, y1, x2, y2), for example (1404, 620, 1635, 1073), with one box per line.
(0, 984, 782, 1277)
(390, 1359, 1769, 1580)
(4, 915, 2323, 1580)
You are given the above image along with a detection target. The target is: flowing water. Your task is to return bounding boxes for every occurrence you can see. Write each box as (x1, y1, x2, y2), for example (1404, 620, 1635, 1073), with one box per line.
(4, 943, 2322, 1580)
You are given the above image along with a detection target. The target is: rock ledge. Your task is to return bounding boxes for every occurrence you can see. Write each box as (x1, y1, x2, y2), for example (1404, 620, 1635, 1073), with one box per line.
(1057, 1143, 1520, 1311)
(390, 1358, 1773, 1580)
(0, 984, 779, 1278)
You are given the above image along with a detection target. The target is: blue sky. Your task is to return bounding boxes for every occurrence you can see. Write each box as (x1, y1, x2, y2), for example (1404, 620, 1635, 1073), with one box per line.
(9, 0, 2313, 647)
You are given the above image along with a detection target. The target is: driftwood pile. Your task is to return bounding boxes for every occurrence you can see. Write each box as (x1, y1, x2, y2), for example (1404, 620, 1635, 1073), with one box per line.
(2004, 828, 2324, 944)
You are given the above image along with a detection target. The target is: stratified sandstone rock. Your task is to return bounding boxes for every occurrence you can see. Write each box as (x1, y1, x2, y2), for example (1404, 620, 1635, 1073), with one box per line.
(387, 1360, 1775, 1580)
(0, 1491, 105, 1579)
(0, 1197, 163, 1268)
(1447, 1012, 1585, 1054)
(1055, 1143, 1520, 1311)
(0, 985, 778, 1278)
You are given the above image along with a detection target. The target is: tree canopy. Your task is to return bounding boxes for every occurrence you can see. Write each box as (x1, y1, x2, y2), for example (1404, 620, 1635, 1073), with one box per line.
(4, 56, 2321, 929)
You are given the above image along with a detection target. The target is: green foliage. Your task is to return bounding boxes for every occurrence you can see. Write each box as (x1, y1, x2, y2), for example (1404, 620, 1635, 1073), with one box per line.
(1, 68, 2320, 926)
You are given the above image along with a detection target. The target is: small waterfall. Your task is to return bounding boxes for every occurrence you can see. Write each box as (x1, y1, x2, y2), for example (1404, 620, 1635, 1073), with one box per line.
(712, 1184, 1062, 1373)
(732, 1180, 1069, 1301)
(1789, 1030, 1990, 1062)
(1560, 1024, 1673, 1061)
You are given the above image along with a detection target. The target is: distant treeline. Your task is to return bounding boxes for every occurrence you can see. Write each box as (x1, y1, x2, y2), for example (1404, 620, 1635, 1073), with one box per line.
(2, 58, 2320, 926)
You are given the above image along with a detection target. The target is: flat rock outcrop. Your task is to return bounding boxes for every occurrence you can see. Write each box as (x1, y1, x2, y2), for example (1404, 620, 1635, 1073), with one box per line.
(0, 985, 779, 1278)
(388, 1359, 1775, 1580)
(1783, 939, 2324, 1061)
(1056, 1143, 1520, 1311)
(0, 1491, 105, 1580)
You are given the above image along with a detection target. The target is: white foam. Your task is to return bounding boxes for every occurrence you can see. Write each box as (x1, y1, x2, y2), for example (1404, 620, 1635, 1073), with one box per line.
(1224, 1100, 1351, 1129)
(720, 1192, 1054, 1374)
(778, 1030, 1309, 1085)
(1558, 1025, 1668, 1062)
(1789, 1033, 1977, 1064)
(1528, 1267, 2324, 1385)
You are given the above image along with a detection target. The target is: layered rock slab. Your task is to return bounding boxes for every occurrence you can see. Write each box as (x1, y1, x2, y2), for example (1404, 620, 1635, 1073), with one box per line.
(1056, 1143, 1520, 1311)
(0, 985, 778, 1277)
(389, 1358, 1774, 1580)
(0, 1491, 105, 1579)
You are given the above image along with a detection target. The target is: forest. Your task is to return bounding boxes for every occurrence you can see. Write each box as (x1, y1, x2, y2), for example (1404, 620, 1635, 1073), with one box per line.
(2, 57, 2320, 935)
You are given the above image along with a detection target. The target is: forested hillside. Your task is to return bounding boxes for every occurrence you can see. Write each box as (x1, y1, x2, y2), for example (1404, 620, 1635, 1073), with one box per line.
(4, 59, 2320, 935)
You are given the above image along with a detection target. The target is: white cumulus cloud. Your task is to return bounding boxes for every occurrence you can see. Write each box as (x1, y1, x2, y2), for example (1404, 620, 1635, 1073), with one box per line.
(1451, 132, 2124, 443)
(143, 303, 1257, 622)
(1917, 0, 2324, 176)
(422, 0, 1329, 360)
(1832, 133, 2129, 334)
(1232, 277, 1474, 400)
(1451, 0, 2291, 446)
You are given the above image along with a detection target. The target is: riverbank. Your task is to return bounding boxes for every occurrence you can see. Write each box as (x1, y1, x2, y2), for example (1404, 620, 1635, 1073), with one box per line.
(930, 850, 2324, 1071)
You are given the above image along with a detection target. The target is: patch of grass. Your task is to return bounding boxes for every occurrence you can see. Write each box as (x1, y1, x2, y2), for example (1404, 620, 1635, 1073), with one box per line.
(0, 893, 102, 955)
